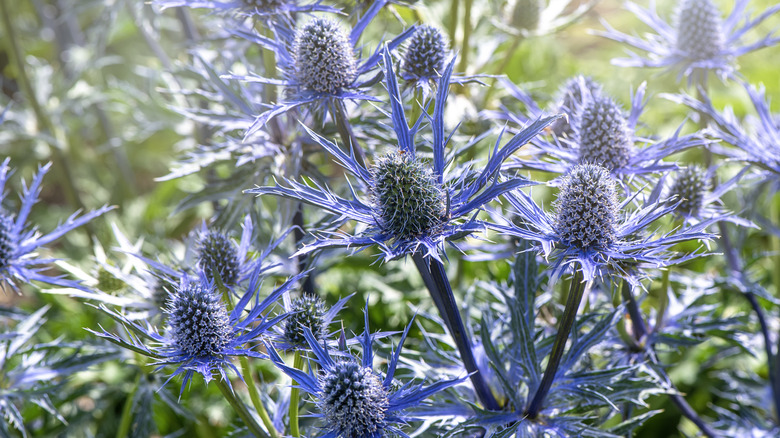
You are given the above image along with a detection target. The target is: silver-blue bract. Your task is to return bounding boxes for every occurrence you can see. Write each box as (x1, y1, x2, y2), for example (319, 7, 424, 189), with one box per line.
(490, 163, 715, 282)
(597, 0, 780, 82)
(267, 308, 466, 438)
(247, 49, 559, 261)
(0, 158, 112, 292)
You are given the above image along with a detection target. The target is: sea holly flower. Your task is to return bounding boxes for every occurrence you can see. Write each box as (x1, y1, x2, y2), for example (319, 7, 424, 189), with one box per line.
(247, 49, 559, 261)
(493, 0, 597, 38)
(491, 164, 714, 282)
(0, 159, 113, 292)
(667, 164, 750, 226)
(400, 25, 449, 97)
(91, 263, 305, 393)
(269, 292, 354, 351)
(665, 83, 780, 189)
(549, 75, 604, 138)
(234, 1, 415, 138)
(596, 0, 780, 83)
(501, 79, 705, 181)
(267, 307, 466, 438)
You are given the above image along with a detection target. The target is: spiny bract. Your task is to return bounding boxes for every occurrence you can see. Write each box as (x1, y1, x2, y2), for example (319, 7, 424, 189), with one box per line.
(511, 0, 544, 31)
(403, 25, 448, 79)
(319, 361, 389, 438)
(198, 231, 240, 286)
(670, 165, 709, 217)
(294, 18, 358, 94)
(371, 150, 446, 240)
(577, 95, 633, 170)
(0, 214, 15, 270)
(283, 294, 327, 347)
(552, 75, 604, 138)
(675, 0, 725, 60)
(555, 164, 619, 249)
(167, 282, 233, 357)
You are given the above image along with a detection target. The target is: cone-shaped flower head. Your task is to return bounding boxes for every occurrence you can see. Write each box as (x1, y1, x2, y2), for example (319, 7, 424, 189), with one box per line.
(577, 95, 633, 170)
(283, 293, 327, 346)
(319, 360, 390, 438)
(167, 280, 233, 358)
(198, 231, 240, 286)
(555, 164, 619, 249)
(294, 18, 358, 94)
(669, 165, 709, 217)
(403, 25, 448, 79)
(371, 150, 446, 240)
(552, 75, 603, 137)
(675, 0, 725, 61)
(0, 213, 16, 270)
(511, 0, 544, 31)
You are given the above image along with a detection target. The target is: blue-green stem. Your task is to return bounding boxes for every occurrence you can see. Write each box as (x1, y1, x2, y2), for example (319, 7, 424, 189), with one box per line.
(115, 374, 141, 438)
(457, 0, 473, 75)
(240, 356, 280, 438)
(525, 268, 585, 418)
(0, 0, 85, 212)
(289, 351, 304, 437)
(446, 0, 459, 44)
(621, 281, 647, 344)
(215, 378, 269, 438)
(330, 99, 367, 168)
(412, 253, 500, 411)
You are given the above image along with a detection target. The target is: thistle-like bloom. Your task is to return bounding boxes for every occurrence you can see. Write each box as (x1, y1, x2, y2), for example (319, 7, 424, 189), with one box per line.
(0, 159, 112, 292)
(247, 49, 558, 261)
(491, 164, 714, 282)
(501, 79, 705, 180)
(269, 292, 353, 351)
(400, 25, 449, 96)
(597, 0, 780, 82)
(92, 266, 304, 392)
(235, 1, 415, 138)
(665, 83, 780, 188)
(667, 165, 749, 226)
(268, 309, 466, 437)
(549, 75, 604, 138)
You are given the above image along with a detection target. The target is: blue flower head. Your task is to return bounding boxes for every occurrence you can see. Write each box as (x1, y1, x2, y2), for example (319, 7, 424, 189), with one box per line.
(294, 18, 358, 95)
(550, 75, 603, 138)
(402, 25, 448, 82)
(268, 306, 466, 437)
(92, 265, 305, 393)
(247, 49, 559, 261)
(198, 229, 241, 286)
(0, 159, 112, 292)
(501, 80, 705, 180)
(270, 292, 353, 351)
(597, 0, 780, 82)
(492, 163, 715, 282)
(669, 165, 708, 218)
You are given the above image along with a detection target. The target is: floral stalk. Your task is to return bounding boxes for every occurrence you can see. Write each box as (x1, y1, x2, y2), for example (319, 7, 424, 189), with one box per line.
(240, 356, 279, 438)
(525, 268, 585, 418)
(215, 378, 269, 438)
(621, 280, 647, 344)
(457, 0, 473, 75)
(115, 375, 141, 438)
(447, 0, 459, 43)
(412, 253, 500, 411)
(330, 99, 367, 168)
(289, 351, 304, 437)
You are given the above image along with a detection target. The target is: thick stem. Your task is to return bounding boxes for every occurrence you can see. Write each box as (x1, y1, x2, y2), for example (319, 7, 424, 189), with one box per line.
(411, 253, 500, 411)
(525, 269, 585, 419)
(330, 100, 367, 168)
(621, 280, 647, 343)
(446, 0, 459, 44)
(215, 378, 269, 438)
(457, 0, 473, 75)
(239, 356, 280, 438)
(289, 351, 304, 437)
(668, 388, 720, 438)
(293, 204, 316, 296)
(115, 374, 141, 438)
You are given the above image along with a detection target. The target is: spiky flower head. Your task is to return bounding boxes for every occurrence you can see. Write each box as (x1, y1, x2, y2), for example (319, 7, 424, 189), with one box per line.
(294, 18, 358, 95)
(319, 360, 389, 438)
(242, 0, 285, 12)
(669, 165, 709, 217)
(283, 294, 327, 347)
(577, 95, 633, 170)
(0, 213, 16, 271)
(511, 0, 544, 31)
(675, 0, 725, 60)
(167, 280, 233, 358)
(552, 75, 604, 137)
(555, 164, 619, 249)
(403, 25, 448, 79)
(198, 231, 240, 286)
(371, 150, 446, 240)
